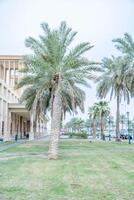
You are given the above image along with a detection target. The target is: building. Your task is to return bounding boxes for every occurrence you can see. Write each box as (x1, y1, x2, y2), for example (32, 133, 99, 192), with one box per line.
(0, 55, 48, 141)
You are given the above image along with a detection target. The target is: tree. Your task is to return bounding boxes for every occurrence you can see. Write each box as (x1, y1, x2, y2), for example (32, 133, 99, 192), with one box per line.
(74, 118, 85, 132)
(88, 105, 98, 139)
(17, 21, 99, 159)
(113, 33, 134, 101)
(93, 101, 110, 140)
(97, 56, 131, 141)
(64, 117, 85, 133)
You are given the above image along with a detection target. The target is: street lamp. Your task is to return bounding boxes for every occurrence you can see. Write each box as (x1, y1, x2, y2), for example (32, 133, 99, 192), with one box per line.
(127, 111, 131, 144)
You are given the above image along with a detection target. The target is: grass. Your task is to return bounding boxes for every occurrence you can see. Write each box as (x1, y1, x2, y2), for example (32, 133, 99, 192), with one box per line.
(0, 141, 15, 147)
(0, 140, 134, 200)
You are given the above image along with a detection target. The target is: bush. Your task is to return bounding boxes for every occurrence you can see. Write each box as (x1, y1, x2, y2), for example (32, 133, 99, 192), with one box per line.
(64, 132, 75, 138)
(63, 131, 88, 139)
(76, 132, 88, 139)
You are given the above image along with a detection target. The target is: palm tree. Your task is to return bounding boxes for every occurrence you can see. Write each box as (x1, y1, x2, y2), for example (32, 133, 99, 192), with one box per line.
(65, 117, 85, 133)
(113, 33, 134, 101)
(88, 106, 98, 139)
(74, 118, 85, 132)
(93, 101, 110, 140)
(17, 21, 99, 159)
(97, 56, 131, 141)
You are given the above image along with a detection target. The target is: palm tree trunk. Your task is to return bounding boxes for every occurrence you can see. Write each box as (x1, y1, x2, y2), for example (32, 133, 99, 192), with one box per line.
(116, 90, 120, 141)
(48, 89, 62, 159)
(100, 116, 104, 140)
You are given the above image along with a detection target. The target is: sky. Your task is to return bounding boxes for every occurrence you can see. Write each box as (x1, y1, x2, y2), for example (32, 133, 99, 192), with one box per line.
(0, 0, 134, 122)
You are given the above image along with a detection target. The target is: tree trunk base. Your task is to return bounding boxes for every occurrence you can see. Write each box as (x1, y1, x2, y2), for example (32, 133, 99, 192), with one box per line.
(48, 154, 58, 160)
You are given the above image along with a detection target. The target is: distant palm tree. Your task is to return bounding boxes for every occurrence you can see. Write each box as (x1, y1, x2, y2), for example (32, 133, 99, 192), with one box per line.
(74, 118, 85, 132)
(66, 117, 85, 132)
(17, 21, 99, 159)
(88, 106, 98, 139)
(97, 56, 131, 141)
(93, 101, 110, 139)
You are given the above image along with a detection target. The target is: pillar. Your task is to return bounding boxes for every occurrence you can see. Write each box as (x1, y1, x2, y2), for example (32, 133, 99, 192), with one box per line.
(4, 108, 11, 141)
(13, 65, 16, 87)
(29, 112, 34, 140)
(0, 98, 2, 137)
(3, 62, 6, 82)
(9, 63, 11, 85)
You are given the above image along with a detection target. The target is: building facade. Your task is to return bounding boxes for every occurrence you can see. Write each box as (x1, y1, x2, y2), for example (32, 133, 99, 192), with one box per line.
(0, 55, 47, 141)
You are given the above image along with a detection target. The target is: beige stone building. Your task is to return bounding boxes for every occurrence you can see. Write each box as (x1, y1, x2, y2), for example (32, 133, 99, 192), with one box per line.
(0, 55, 48, 141)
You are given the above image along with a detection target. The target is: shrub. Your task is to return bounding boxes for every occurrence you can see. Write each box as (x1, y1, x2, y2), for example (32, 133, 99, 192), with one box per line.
(64, 132, 75, 138)
(76, 131, 88, 139)
(63, 131, 88, 139)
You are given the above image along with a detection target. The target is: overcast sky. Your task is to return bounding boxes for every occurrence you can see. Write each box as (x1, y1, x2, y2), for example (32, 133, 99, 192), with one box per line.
(0, 0, 134, 122)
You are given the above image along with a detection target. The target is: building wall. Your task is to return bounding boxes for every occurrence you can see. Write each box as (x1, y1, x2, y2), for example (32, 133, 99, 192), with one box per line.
(0, 55, 47, 141)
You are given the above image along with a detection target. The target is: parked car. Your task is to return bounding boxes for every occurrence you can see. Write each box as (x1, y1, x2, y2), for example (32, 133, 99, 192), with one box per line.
(120, 134, 132, 140)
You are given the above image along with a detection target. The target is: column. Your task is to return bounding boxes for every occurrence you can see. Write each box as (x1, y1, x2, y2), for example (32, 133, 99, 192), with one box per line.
(29, 112, 34, 140)
(13, 62, 16, 87)
(7, 111, 12, 139)
(20, 116, 23, 139)
(3, 62, 6, 82)
(4, 106, 11, 141)
(18, 115, 21, 138)
(9, 62, 11, 85)
(0, 98, 2, 136)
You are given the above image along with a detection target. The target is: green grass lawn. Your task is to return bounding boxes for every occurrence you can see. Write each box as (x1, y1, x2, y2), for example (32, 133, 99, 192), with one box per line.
(0, 140, 134, 200)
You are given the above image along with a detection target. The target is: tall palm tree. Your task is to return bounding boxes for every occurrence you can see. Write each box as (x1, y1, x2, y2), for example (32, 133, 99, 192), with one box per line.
(97, 56, 131, 141)
(113, 33, 134, 99)
(17, 21, 99, 159)
(93, 101, 110, 140)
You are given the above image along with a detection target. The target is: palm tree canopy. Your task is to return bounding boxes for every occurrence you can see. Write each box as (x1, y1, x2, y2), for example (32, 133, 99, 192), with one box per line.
(88, 101, 110, 120)
(96, 56, 131, 104)
(88, 105, 98, 120)
(64, 117, 85, 130)
(112, 33, 134, 96)
(112, 33, 134, 58)
(93, 101, 110, 118)
(17, 21, 99, 117)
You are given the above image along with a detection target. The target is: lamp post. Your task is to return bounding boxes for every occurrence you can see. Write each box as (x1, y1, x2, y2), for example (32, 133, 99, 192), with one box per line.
(127, 111, 131, 144)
